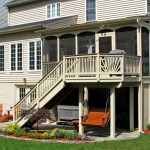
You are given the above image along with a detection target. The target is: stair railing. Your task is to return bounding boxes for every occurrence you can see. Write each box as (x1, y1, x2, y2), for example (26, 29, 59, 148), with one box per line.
(14, 61, 63, 121)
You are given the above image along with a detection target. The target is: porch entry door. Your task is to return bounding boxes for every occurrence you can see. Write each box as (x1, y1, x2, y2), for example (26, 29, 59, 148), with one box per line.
(97, 33, 115, 53)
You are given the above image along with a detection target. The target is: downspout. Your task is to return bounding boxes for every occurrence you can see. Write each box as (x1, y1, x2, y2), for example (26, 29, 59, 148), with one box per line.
(137, 18, 144, 133)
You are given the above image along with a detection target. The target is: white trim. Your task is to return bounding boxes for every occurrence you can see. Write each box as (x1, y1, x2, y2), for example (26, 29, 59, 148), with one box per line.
(9, 43, 23, 72)
(85, 0, 97, 22)
(28, 40, 42, 71)
(46, 2, 61, 20)
(96, 32, 115, 53)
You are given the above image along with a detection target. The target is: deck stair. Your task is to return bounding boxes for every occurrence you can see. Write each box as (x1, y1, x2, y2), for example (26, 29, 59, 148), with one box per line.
(14, 54, 140, 127)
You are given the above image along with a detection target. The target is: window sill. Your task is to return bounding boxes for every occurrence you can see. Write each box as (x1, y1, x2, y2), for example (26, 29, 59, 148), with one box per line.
(28, 70, 41, 73)
(10, 71, 24, 73)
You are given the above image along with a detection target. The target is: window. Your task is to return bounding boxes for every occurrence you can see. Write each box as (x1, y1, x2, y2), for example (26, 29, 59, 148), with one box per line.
(19, 87, 26, 100)
(86, 0, 96, 21)
(148, 0, 150, 12)
(0, 46, 4, 71)
(29, 41, 41, 70)
(18, 86, 34, 105)
(11, 43, 22, 71)
(47, 3, 61, 19)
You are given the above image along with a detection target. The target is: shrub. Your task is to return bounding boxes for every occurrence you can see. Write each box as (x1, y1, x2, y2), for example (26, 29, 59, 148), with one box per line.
(50, 128, 64, 139)
(40, 132, 51, 139)
(22, 127, 31, 132)
(6, 123, 20, 135)
(14, 128, 26, 137)
(0, 128, 3, 133)
(65, 131, 82, 140)
(147, 123, 150, 130)
(27, 132, 41, 139)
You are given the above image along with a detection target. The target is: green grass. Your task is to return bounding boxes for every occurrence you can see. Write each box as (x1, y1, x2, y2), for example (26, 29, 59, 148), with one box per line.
(0, 133, 150, 150)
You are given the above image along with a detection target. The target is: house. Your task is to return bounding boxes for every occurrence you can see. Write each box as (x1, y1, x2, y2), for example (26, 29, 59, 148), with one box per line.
(0, 0, 150, 139)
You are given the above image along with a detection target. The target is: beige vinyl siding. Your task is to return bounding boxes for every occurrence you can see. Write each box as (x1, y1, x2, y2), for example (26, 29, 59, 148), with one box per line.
(0, 83, 15, 113)
(9, 1, 48, 26)
(9, 0, 147, 26)
(0, 32, 42, 83)
(61, 0, 85, 24)
(9, 0, 84, 26)
(97, 0, 146, 21)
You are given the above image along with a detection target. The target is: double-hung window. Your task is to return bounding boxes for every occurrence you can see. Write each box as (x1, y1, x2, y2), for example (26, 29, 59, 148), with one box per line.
(29, 41, 41, 70)
(86, 0, 96, 21)
(11, 43, 22, 71)
(0, 46, 4, 71)
(47, 2, 61, 19)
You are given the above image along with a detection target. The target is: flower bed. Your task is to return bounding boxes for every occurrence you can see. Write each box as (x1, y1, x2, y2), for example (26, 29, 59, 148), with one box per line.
(0, 123, 92, 143)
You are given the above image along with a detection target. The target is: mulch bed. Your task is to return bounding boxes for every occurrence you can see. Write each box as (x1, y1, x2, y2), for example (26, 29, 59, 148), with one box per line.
(0, 133, 91, 144)
(144, 130, 150, 135)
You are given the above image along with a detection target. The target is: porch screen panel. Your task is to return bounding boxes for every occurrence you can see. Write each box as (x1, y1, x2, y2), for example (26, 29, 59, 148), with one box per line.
(99, 36, 112, 53)
(116, 27, 137, 55)
(142, 27, 149, 76)
(60, 34, 75, 60)
(44, 36, 57, 62)
(78, 32, 95, 54)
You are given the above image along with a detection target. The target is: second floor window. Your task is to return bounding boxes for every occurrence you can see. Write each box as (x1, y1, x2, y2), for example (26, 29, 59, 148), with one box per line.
(86, 0, 96, 21)
(47, 3, 61, 19)
(29, 41, 41, 70)
(0, 46, 4, 71)
(11, 43, 22, 71)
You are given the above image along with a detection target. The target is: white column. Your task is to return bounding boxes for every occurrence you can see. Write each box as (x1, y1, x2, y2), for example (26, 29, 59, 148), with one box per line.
(75, 34, 78, 55)
(84, 87, 89, 115)
(79, 87, 84, 135)
(57, 36, 60, 62)
(130, 87, 134, 131)
(110, 87, 115, 139)
(138, 84, 142, 132)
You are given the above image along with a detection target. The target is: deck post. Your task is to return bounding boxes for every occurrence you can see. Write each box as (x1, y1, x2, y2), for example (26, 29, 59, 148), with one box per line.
(79, 87, 84, 135)
(138, 84, 142, 132)
(110, 87, 116, 139)
(84, 87, 89, 115)
(130, 87, 134, 131)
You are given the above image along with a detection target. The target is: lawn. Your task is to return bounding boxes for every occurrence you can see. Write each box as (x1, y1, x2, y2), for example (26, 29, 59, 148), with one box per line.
(0, 133, 150, 150)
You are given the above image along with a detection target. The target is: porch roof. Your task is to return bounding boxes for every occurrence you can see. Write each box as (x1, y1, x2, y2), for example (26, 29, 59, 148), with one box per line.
(36, 15, 150, 36)
(0, 15, 77, 35)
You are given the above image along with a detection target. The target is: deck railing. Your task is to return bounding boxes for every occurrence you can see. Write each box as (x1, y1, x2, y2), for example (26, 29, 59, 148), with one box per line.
(14, 54, 140, 122)
(64, 54, 140, 80)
